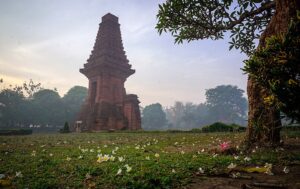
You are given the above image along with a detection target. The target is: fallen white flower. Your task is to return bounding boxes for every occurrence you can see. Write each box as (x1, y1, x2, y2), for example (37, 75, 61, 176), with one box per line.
(198, 167, 204, 174)
(15, 171, 23, 178)
(116, 168, 122, 175)
(227, 163, 237, 169)
(283, 166, 289, 174)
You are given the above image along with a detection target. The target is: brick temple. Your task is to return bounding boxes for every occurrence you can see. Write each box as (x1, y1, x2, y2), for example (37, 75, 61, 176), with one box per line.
(76, 13, 141, 131)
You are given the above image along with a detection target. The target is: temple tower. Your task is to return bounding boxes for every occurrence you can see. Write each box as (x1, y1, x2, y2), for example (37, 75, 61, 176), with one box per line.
(77, 13, 141, 131)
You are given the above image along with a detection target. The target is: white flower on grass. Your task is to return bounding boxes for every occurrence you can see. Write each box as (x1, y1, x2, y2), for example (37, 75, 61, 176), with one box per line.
(155, 153, 160, 158)
(118, 156, 125, 162)
(15, 171, 23, 178)
(104, 145, 108, 148)
(90, 149, 94, 153)
(116, 168, 122, 175)
(85, 173, 92, 179)
(201, 149, 205, 152)
(174, 142, 178, 145)
(96, 154, 110, 163)
(193, 155, 197, 158)
(31, 150, 36, 157)
(244, 157, 251, 161)
(112, 150, 116, 155)
(78, 155, 83, 159)
(234, 156, 239, 160)
(124, 164, 132, 173)
(172, 169, 176, 173)
(0, 174, 5, 179)
(66, 157, 71, 161)
(213, 154, 218, 158)
(97, 149, 101, 153)
(110, 156, 115, 161)
(115, 147, 119, 151)
(198, 167, 204, 174)
(231, 172, 241, 178)
(135, 146, 140, 150)
(145, 156, 150, 160)
(81, 149, 88, 153)
(264, 163, 273, 175)
(181, 151, 185, 155)
(49, 153, 53, 157)
(227, 163, 237, 169)
(283, 166, 289, 174)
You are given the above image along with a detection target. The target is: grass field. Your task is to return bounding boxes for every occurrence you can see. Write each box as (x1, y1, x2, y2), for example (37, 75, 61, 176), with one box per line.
(0, 132, 299, 188)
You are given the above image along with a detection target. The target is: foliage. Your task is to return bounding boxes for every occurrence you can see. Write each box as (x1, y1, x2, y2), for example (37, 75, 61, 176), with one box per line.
(0, 129, 32, 136)
(0, 132, 299, 188)
(62, 86, 88, 123)
(202, 122, 246, 132)
(205, 85, 248, 125)
(31, 89, 64, 126)
(0, 89, 25, 128)
(0, 79, 87, 130)
(165, 102, 209, 130)
(156, 0, 275, 55)
(142, 103, 167, 130)
(22, 79, 42, 98)
(164, 85, 247, 130)
(243, 18, 300, 122)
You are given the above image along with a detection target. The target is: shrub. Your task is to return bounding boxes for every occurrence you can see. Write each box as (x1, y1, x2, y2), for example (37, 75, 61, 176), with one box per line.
(201, 122, 245, 132)
(59, 122, 70, 133)
(0, 129, 33, 135)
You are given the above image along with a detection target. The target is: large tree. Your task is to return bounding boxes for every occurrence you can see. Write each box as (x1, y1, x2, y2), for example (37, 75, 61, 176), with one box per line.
(205, 85, 247, 125)
(142, 103, 167, 130)
(62, 86, 88, 123)
(31, 89, 64, 126)
(156, 0, 300, 147)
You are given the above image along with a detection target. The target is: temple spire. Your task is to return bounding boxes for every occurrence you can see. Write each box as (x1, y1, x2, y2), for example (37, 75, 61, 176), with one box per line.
(76, 13, 141, 131)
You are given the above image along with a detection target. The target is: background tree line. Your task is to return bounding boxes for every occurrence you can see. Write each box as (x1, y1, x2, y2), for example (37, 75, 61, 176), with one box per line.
(142, 85, 248, 130)
(0, 79, 87, 131)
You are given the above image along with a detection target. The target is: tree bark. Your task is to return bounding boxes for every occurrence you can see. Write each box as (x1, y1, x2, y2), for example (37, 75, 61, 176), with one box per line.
(246, 0, 300, 147)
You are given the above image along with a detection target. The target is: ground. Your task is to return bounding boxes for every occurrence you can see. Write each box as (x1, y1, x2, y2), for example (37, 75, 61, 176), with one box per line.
(0, 131, 299, 189)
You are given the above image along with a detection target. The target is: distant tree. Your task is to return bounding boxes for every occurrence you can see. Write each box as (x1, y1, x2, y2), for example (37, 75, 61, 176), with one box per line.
(31, 89, 64, 126)
(205, 85, 247, 125)
(166, 102, 210, 130)
(62, 86, 88, 123)
(22, 79, 42, 98)
(165, 101, 185, 129)
(0, 89, 25, 128)
(142, 103, 167, 130)
(60, 122, 70, 133)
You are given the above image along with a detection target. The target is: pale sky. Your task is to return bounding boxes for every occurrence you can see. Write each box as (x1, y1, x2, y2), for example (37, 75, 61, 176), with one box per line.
(0, 0, 248, 107)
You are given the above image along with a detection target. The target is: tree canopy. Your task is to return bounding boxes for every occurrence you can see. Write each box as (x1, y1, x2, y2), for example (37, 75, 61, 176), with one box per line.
(0, 79, 88, 130)
(205, 85, 248, 125)
(156, 0, 275, 55)
(142, 103, 167, 130)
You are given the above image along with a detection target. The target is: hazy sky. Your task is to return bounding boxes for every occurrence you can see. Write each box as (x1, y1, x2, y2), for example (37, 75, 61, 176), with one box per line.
(0, 0, 248, 107)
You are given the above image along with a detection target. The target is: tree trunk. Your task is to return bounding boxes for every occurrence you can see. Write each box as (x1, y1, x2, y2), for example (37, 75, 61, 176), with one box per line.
(246, 0, 300, 147)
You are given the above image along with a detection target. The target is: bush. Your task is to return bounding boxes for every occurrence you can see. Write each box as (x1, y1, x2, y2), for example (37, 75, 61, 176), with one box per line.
(201, 122, 245, 133)
(59, 122, 70, 133)
(0, 129, 33, 135)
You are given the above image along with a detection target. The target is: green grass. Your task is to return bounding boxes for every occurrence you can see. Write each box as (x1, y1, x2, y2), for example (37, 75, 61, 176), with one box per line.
(0, 132, 299, 188)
